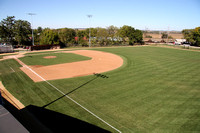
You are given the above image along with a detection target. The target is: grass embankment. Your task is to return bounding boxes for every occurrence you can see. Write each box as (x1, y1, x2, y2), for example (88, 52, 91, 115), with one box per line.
(0, 46, 200, 132)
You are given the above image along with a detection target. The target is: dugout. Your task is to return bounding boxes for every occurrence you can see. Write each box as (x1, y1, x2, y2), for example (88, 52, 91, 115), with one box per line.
(31, 44, 60, 51)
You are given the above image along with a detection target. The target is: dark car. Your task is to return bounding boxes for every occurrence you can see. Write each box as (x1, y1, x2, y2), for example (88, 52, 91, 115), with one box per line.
(182, 42, 191, 45)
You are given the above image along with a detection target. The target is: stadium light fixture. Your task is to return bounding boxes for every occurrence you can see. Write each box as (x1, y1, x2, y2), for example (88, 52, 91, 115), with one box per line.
(27, 13, 36, 46)
(87, 15, 92, 47)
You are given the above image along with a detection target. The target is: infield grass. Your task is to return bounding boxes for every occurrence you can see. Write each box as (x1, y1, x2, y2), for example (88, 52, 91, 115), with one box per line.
(0, 46, 200, 132)
(19, 52, 91, 66)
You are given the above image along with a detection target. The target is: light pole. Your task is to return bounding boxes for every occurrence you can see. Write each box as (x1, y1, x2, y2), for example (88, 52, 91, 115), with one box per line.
(28, 13, 36, 46)
(167, 26, 170, 44)
(87, 15, 92, 47)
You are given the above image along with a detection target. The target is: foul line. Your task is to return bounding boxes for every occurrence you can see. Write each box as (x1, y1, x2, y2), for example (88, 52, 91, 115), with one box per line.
(14, 56, 122, 133)
(9, 66, 15, 72)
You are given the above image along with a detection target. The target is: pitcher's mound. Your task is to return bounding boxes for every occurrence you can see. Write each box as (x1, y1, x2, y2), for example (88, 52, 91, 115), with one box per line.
(43, 56, 57, 59)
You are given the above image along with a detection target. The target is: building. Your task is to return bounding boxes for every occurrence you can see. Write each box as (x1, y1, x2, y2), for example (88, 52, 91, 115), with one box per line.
(0, 105, 29, 133)
(0, 44, 14, 53)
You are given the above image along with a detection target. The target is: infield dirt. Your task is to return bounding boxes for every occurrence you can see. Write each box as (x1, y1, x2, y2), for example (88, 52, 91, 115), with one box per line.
(18, 50, 123, 82)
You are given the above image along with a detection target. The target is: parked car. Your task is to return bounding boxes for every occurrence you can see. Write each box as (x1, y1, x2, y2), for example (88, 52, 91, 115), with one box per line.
(182, 42, 191, 45)
(174, 39, 186, 45)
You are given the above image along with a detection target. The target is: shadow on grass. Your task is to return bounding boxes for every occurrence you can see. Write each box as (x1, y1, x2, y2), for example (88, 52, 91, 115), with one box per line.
(3, 101, 110, 133)
(3, 99, 52, 133)
(42, 73, 109, 108)
(26, 105, 110, 133)
(2, 73, 110, 133)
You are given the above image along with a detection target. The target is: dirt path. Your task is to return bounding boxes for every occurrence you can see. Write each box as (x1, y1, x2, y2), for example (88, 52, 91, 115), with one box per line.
(19, 50, 124, 82)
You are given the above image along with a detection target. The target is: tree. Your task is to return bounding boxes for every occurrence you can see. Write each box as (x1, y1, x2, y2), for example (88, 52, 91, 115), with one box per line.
(96, 27, 109, 46)
(182, 27, 200, 46)
(84, 28, 97, 38)
(118, 25, 132, 44)
(182, 29, 195, 44)
(14, 20, 31, 45)
(193, 27, 200, 46)
(77, 30, 87, 39)
(33, 27, 43, 45)
(133, 29, 143, 44)
(40, 29, 59, 45)
(58, 28, 76, 46)
(161, 33, 168, 39)
(0, 16, 16, 45)
(0, 16, 32, 45)
(91, 28, 98, 37)
(37, 27, 43, 33)
(145, 35, 152, 38)
(107, 25, 118, 44)
(76, 30, 88, 46)
(118, 25, 143, 45)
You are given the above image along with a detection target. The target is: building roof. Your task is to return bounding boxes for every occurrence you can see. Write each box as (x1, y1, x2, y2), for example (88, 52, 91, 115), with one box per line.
(0, 105, 29, 133)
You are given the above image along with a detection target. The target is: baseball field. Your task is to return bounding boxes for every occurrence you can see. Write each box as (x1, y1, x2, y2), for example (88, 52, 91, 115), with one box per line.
(0, 46, 200, 132)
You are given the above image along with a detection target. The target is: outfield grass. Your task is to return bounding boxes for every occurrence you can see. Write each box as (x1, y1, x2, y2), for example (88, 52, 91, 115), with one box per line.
(0, 46, 200, 132)
(19, 52, 91, 66)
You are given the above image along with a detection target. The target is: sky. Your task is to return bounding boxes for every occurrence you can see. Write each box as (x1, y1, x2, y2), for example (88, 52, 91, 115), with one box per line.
(0, 0, 200, 31)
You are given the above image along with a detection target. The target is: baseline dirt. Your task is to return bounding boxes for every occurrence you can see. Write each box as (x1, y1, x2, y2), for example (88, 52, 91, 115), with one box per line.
(43, 56, 57, 59)
(19, 50, 124, 82)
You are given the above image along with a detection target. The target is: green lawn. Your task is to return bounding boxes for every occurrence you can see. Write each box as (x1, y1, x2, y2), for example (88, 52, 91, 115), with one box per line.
(0, 46, 200, 132)
(19, 52, 91, 66)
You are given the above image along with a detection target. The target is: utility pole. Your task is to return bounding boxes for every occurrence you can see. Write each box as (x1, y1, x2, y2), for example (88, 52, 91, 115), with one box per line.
(87, 15, 92, 47)
(28, 13, 36, 46)
(167, 26, 169, 44)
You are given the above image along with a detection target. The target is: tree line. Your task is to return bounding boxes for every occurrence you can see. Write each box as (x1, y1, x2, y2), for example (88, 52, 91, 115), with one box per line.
(0, 16, 31, 45)
(182, 27, 200, 46)
(0, 16, 143, 47)
(1, 16, 200, 47)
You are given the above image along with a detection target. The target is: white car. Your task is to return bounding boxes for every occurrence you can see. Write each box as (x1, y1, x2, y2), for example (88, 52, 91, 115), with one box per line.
(174, 39, 186, 45)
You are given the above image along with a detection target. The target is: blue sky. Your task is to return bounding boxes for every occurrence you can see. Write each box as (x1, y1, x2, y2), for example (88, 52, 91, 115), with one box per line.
(0, 0, 200, 30)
